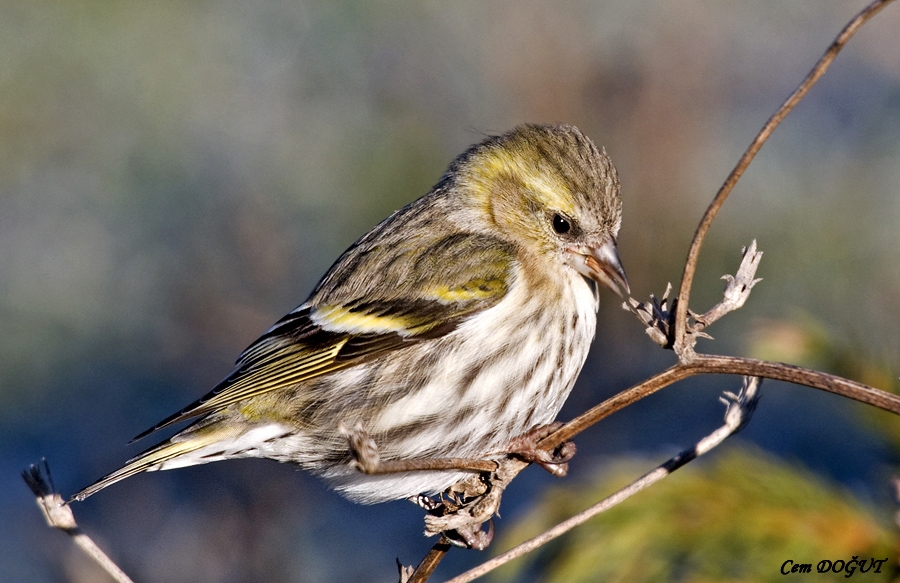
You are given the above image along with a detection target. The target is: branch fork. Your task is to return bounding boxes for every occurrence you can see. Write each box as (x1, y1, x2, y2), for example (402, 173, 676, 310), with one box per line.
(624, 239, 763, 359)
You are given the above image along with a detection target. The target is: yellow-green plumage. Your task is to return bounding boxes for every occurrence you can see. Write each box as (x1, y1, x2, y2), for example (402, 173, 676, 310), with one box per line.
(74, 123, 627, 504)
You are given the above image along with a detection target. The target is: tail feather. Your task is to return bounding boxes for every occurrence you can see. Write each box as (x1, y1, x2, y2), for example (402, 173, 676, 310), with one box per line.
(71, 430, 227, 503)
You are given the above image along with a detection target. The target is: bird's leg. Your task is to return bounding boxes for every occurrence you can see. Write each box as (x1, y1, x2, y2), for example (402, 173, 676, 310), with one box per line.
(341, 421, 499, 474)
(343, 422, 516, 550)
(506, 422, 577, 477)
(418, 423, 578, 547)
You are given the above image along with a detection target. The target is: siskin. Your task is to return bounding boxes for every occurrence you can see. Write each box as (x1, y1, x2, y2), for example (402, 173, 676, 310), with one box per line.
(74, 123, 628, 505)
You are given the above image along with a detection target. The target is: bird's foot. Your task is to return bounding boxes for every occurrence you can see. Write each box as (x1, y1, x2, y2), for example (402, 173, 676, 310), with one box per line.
(414, 473, 498, 550)
(506, 422, 576, 477)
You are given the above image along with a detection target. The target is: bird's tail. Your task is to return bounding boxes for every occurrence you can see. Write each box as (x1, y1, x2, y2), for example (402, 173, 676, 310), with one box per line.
(71, 425, 236, 503)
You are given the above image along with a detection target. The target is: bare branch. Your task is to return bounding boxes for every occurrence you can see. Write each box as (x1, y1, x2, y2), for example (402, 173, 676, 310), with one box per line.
(624, 241, 763, 351)
(541, 354, 900, 451)
(623, 283, 675, 348)
(444, 378, 762, 583)
(22, 460, 135, 583)
(343, 422, 499, 474)
(691, 240, 763, 335)
(672, 0, 896, 358)
(404, 539, 452, 583)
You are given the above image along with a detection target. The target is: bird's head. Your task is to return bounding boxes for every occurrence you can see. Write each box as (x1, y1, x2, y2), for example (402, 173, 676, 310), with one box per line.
(453, 123, 628, 297)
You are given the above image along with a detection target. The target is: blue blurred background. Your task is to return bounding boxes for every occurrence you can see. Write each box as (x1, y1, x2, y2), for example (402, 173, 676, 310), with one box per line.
(3, 1, 900, 581)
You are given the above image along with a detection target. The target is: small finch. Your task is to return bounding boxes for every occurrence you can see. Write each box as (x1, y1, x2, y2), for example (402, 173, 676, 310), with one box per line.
(74, 123, 628, 505)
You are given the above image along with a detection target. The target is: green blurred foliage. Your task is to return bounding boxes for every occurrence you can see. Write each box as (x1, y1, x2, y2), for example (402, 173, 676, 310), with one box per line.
(496, 448, 898, 582)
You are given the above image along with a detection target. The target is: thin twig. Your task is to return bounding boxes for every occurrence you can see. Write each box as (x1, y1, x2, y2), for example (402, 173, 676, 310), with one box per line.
(343, 421, 501, 475)
(365, 458, 499, 475)
(541, 353, 900, 451)
(690, 241, 762, 334)
(405, 539, 453, 583)
(625, 241, 762, 349)
(22, 460, 135, 583)
(444, 378, 762, 583)
(672, 0, 896, 358)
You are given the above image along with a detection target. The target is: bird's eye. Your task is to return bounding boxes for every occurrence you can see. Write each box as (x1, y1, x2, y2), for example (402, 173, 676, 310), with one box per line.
(552, 213, 571, 235)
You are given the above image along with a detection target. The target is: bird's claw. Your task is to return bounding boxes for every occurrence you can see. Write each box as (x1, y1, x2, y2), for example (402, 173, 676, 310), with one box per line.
(420, 475, 501, 550)
(507, 422, 576, 477)
(445, 519, 494, 550)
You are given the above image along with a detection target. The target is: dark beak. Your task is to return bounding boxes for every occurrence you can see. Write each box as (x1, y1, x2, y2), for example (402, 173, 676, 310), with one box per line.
(567, 240, 629, 297)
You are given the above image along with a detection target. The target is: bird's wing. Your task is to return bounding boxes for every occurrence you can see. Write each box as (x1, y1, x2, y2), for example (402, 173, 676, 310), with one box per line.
(133, 232, 517, 440)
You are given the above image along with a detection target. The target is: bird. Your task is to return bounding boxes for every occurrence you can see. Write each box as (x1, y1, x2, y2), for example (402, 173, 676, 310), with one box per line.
(73, 123, 628, 506)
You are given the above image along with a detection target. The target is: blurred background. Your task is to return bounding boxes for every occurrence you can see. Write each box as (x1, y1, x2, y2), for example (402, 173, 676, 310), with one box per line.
(3, 1, 900, 581)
